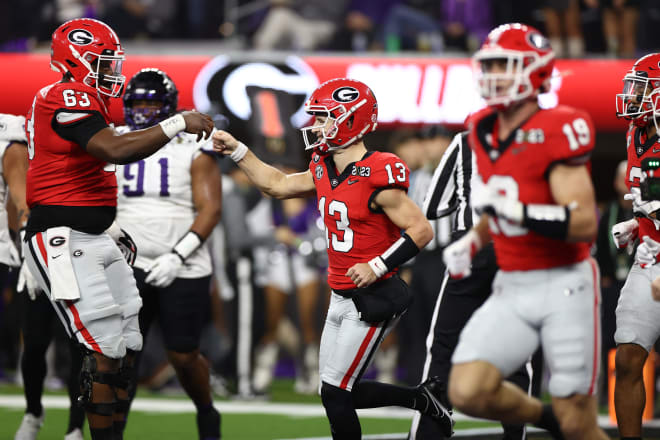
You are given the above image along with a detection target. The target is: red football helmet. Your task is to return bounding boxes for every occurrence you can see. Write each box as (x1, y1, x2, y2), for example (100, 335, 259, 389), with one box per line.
(50, 18, 125, 98)
(301, 78, 378, 154)
(616, 53, 660, 129)
(473, 23, 555, 109)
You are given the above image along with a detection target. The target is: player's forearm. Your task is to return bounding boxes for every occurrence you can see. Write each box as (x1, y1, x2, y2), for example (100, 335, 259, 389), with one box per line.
(236, 150, 290, 198)
(108, 127, 171, 164)
(189, 206, 222, 241)
(566, 205, 598, 242)
(475, 215, 491, 245)
(404, 218, 433, 249)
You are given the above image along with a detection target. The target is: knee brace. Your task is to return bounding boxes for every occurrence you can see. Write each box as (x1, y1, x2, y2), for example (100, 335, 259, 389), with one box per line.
(77, 349, 118, 416)
(114, 350, 138, 413)
(321, 382, 361, 440)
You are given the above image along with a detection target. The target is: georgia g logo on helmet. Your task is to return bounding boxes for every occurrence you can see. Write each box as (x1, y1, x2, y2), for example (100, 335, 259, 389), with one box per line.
(332, 86, 359, 103)
(67, 29, 94, 45)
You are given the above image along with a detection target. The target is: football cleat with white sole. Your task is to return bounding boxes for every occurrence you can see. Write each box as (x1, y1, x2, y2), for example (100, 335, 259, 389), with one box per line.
(64, 428, 84, 440)
(417, 376, 455, 437)
(14, 412, 44, 440)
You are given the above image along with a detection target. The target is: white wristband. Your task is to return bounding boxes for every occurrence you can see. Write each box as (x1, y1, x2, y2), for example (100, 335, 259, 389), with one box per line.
(231, 142, 249, 162)
(159, 114, 186, 139)
(173, 231, 203, 261)
(368, 256, 388, 279)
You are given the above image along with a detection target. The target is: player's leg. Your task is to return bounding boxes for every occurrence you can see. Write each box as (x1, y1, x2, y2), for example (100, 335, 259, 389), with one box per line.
(612, 263, 660, 438)
(15, 291, 54, 440)
(65, 340, 86, 438)
(159, 275, 220, 440)
(448, 270, 563, 436)
(541, 259, 607, 440)
(292, 253, 320, 393)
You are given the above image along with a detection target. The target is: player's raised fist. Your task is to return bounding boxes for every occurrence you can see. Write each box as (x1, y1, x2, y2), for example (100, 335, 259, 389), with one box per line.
(212, 130, 239, 154)
(181, 111, 214, 142)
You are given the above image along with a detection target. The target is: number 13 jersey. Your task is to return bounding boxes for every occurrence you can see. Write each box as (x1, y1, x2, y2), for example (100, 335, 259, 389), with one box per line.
(467, 105, 595, 271)
(309, 150, 409, 290)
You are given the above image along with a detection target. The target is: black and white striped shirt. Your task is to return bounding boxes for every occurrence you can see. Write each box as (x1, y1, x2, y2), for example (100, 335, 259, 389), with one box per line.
(422, 132, 480, 234)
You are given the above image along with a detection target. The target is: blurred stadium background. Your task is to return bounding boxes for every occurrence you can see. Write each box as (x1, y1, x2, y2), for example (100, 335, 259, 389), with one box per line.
(2, 0, 660, 439)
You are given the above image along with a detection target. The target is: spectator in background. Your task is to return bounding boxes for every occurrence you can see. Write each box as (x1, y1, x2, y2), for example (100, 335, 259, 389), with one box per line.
(584, 0, 640, 57)
(331, 0, 401, 51)
(441, 0, 493, 52)
(102, 0, 177, 38)
(253, 0, 348, 50)
(381, 1, 443, 52)
(594, 160, 634, 403)
(541, 0, 585, 58)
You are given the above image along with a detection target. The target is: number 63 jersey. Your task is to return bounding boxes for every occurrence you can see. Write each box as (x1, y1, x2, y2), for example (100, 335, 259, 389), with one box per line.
(310, 150, 409, 290)
(115, 126, 214, 278)
(467, 105, 595, 271)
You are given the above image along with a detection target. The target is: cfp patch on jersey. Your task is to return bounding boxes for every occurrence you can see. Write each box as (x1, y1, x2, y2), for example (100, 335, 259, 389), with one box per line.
(315, 165, 324, 180)
(313, 154, 321, 163)
(331, 178, 339, 187)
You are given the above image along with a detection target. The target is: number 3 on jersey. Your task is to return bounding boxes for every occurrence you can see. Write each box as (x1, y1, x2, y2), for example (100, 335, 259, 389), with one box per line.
(319, 196, 354, 252)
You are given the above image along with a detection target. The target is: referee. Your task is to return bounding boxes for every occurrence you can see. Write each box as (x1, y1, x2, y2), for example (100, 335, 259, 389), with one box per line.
(409, 132, 532, 440)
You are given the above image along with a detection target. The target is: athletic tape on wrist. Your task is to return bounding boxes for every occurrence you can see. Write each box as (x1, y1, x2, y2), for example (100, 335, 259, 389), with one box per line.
(368, 256, 388, 278)
(377, 233, 421, 274)
(231, 142, 248, 162)
(172, 231, 203, 261)
(159, 114, 186, 139)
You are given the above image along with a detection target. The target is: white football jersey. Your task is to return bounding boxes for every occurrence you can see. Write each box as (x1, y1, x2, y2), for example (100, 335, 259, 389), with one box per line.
(115, 126, 215, 278)
(0, 114, 27, 267)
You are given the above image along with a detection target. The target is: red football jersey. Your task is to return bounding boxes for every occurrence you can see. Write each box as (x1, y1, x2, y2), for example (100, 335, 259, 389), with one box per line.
(467, 105, 594, 271)
(310, 151, 410, 290)
(26, 81, 117, 208)
(624, 123, 660, 243)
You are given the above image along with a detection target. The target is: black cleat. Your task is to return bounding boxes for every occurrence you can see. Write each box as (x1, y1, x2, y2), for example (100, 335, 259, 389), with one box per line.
(417, 376, 455, 437)
(196, 405, 221, 440)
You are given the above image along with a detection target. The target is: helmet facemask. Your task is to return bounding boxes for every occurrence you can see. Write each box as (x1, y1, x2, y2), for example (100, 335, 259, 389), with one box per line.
(616, 75, 660, 130)
(74, 46, 125, 98)
(301, 99, 368, 154)
(473, 49, 552, 109)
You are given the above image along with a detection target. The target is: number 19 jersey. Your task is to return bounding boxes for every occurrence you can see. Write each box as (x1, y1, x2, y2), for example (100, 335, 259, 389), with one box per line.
(309, 150, 410, 290)
(467, 105, 595, 271)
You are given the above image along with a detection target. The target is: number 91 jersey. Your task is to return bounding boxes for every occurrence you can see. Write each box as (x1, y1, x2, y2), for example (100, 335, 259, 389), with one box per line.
(115, 127, 214, 278)
(310, 150, 409, 290)
(467, 105, 595, 271)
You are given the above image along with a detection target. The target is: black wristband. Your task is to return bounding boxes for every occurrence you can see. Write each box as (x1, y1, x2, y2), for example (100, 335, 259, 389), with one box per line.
(522, 204, 571, 240)
(381, 232, 421, 271)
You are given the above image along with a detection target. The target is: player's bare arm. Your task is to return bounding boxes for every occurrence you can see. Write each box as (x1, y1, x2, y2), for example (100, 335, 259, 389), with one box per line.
(212, 130, 316, 199)
(346, 188, 433, 288)
(87, 110, 214, 165)
(189, 153, 223, 240)
(548, 163, 598, 242)
(3, 141, 29, 226)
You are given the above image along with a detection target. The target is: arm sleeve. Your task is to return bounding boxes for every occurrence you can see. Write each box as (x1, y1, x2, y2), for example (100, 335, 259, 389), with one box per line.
(52, 109, 109, 149)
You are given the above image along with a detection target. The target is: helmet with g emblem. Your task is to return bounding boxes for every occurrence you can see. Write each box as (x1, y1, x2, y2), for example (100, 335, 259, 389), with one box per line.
(301, 78, 378, 154)
(50, 18, 125, 98)
(616, 53, 660, 129)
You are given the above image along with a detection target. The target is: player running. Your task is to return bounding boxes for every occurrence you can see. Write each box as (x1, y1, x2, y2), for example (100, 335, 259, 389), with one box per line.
(212, 78, 454, 439)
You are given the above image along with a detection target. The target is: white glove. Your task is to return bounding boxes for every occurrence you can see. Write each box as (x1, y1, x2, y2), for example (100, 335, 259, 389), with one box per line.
(611, 218, 639, 255)
(17, 260, 40, 300)
(635, 235, 660, 268)
(625, 192, 660, 219)
(145, 253, 183, 287)
(472, 184, 524, 225)
(442, 230, 482, 279)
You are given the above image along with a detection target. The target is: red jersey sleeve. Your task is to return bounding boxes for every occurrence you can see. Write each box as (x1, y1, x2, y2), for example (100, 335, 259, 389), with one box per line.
(368, 152, 410, 193)
(544, 106, 595, 167)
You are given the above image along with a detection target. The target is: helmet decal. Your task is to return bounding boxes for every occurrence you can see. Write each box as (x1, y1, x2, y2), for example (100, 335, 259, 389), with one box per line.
(526, 32, 550, 50)
(332, 87, 359, 103)
(67, 29, 93, 45)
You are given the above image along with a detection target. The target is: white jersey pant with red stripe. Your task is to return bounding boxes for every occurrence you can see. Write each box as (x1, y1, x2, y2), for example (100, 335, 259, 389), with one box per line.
(23, 228, 142, 359)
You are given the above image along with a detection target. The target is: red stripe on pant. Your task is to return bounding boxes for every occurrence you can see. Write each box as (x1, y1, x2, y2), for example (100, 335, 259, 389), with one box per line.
(340, 325, 377, 389)
(36, 232, 48, 267)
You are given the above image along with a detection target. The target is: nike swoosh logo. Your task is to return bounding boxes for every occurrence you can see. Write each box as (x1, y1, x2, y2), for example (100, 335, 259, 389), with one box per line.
(347, 179, 359, 185)
(653, 147, 660, 153)
(52, 254, 62, 259)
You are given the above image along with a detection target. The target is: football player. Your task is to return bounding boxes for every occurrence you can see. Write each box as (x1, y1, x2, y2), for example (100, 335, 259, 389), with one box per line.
(23, 18, 213, 440)
(212, 78, 454, 439)
(443, 23, 607, 440)
(610, 52, 660, 440)
(115, 68, 222, 439)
